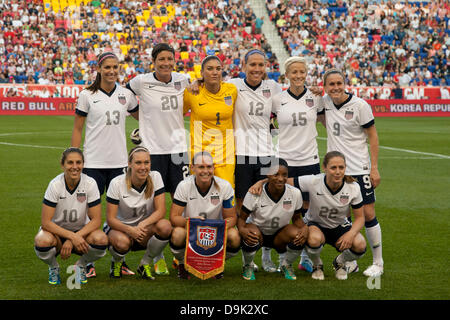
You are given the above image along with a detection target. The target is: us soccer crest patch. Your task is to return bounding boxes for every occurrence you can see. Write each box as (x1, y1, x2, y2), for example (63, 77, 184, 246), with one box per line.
(262, 89, 271, 98)
(77, 192, 86, 203)
(340, 194, 349, 204)
(345, 109, 354, 120)
(306, 98, 314, 107)
(174, 81, 181, 91)
(224, 96, 232, 106)
(283, 199, 292, 210)
(210, 194, 220, 206)
(185, 218, 227, 280)
(118, 95, 126, 105)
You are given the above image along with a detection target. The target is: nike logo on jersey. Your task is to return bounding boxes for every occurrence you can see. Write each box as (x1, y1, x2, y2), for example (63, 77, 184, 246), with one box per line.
(93, 100, 101, 103)
(316, 192, 325, 195)
(239, 89, 247, 92)
(190, 197, 197, 200)
(148, 85, 155, 88)
(123, 195, 129, 198)
(199, 103, 206, 106)
(365, 192, 374, 196)
(281, 102, 288, 106)
(59, 196, 66, 199)
(261, 204, 269, 207)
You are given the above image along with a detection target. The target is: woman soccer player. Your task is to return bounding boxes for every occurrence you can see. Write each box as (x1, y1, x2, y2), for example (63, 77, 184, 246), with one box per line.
(271, 56, 325, 273)
(34, 148, 108, 285)
(238, 158, 308, 281)
(321, 68, 383, 277)
(169, 151, 240, 279)
(105, 147, 172, 280)
(71, 51, 139, 277)
(183, 55, 238, 188)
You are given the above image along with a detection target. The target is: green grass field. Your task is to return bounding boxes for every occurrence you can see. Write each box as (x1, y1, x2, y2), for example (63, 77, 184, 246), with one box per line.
(0, 115, 449, 301)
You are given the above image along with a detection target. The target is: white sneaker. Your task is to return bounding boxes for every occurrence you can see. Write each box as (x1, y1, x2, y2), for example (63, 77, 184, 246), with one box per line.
(345, 260, 359, 273)
(363, 264, 384, 277)
(250, 261, 259, 273)
(311, 265, 324, 280)
(333, 257, 348, 280)
(262, 259, 278, 273)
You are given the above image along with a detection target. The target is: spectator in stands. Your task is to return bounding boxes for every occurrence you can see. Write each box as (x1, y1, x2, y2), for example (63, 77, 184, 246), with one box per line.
(440, 79, 450, 99)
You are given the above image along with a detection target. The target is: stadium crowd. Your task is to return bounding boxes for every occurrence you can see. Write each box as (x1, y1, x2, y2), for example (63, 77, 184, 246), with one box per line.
(268, 0, 450, 87)
(0, 0, 449, 92)
(0, 0, 279, 86)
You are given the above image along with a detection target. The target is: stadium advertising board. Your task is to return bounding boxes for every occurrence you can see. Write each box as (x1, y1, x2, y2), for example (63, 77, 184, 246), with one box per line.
(0, 97, 76, 115)
(368, 99, 450, 117)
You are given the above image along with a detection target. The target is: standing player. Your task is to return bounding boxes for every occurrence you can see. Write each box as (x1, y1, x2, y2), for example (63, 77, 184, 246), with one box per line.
(34, 148, 108, 285)
(126, 43, 191, 275)
(228, 49, 282, 273)
(300, 151, 367, 280)
(321, 69, 383, 277)
(183, 55, 237, 188)
(71, 51, 139, 277)
(169, 151, 240, 279)
(238, 158, 308, 281)
(272, 56, 325, 273)
(105, 147, 172, 280)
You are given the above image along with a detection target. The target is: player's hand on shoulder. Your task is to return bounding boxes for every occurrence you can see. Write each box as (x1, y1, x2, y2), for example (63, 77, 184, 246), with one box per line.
(186, 78, 202, 95)
(248, 180, 264, 195)
(308, 86, 323, 96)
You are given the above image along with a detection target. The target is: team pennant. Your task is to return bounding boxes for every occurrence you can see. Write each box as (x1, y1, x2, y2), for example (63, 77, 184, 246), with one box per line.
(185, 218, 227, 280)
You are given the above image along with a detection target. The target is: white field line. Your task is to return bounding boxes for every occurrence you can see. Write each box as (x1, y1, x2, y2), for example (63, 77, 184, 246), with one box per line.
(316, 136, 450, 159)
(0, 141, 63, 149)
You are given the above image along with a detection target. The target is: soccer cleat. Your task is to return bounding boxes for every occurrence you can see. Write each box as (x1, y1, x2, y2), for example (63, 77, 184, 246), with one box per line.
(333, 257, 348, 280)
(298, 257, 314, 273)
(345, 260, 359, 273)
(75, 265, 88, 284)
(281, 265, 297, 280)
(48, 267, 61, 285)
(137, 264, 155, 280)
(154, 258, 170, 275)
(262, 259, 278, 273)
(251, 261, 259, 273)
(121, 261, 135, 275)
(177, 264, 190, 280)
(110, 261, 123, 279)
(311, 265, 325, 280)
(172, 257, 179, 269)
(363, 264, 384, 277)
(242, 264, 256, 281)
(86, 264, 96, 278)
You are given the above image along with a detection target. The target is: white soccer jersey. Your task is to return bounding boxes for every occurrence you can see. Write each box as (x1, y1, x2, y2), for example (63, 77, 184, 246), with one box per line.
(273, 88, 324, 166)
(76, 85, 138, 168)
(323, 93, 374, 175)
(295, 173, 363, 229)
(43, 173, 101, 232)
(172, 175, 234, 220)
(106, 171, 165, 226)
(242, 183, 303, 235)
(229, 78, 281, 156)
(128, 72, 190, 155)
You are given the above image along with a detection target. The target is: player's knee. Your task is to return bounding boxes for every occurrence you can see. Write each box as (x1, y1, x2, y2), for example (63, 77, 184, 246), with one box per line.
(307, 232, 323, 248)
(155, 219, 172, 238)
(352, 234, 367, 254)
(227, 228, 241, 249)
(34, 231, 56, 248)
(171, 227, 186, 247)
(109, 233, 131, 252)
(88, 230, 109, 246)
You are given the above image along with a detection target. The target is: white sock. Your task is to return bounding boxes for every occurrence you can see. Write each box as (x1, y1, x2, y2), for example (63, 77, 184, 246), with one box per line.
(261, 247, 272, 261)
(336, 249, 364, 265)
(170, 244, 185, 264)
(153, 252, 164, 264)
(109, 245, 126, 263)
(35, 246, 58, 268)
(299, 249, 310, 262)
(278, 252, 286, 265)
(140, 235, 169, 266)
(284, 246, 301, 266)
(242, 249, 257, 266)
(366, 220, 383, 266)
(306, 245, 323, 266)
(78, 245, 107, 267)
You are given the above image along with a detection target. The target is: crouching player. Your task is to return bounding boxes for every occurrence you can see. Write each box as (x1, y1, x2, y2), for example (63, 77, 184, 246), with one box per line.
(238, 158, 308, 281)
(301, 151, 366, 280)
(105, 147, 172, 280)
(34, 148, 108, 285)
(169, 151, 241, 279)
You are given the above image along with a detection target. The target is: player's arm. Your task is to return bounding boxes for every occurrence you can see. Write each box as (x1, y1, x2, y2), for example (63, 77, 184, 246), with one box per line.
(364, 124, 380, 188)
(71, 113, 86, 148)
(139, 192, 166, 228)
(169, 201, 187, 228)
(237, 204, 259, 246)
(336, 204, 365, 251)
(222, 206, 237, 229)
(77, 202, 102, 239)
(291, 209, 308, 246)
(41, 204, 89, 258)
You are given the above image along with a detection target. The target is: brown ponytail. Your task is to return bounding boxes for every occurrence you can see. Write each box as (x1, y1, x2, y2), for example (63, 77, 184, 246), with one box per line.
(86, 52, 118, 93)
